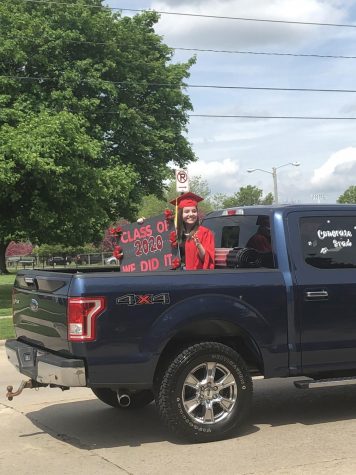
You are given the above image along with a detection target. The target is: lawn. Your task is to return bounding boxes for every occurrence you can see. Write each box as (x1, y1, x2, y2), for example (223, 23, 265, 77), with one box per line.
(0, 273, 15, 317)
(0, 273, 16, 339)
(0, 318, 15, 340)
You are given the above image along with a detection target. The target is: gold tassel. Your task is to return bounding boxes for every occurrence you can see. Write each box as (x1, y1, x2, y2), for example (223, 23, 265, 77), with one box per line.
(175, 200, 178, 229)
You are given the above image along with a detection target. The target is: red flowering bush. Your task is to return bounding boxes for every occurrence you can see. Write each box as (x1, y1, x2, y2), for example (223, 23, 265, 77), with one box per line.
(108, 226, 124, 263)
(171, 257, 181, 270)
(109, 226, 123, 237)
(113, 245, 123, 260)
(164, 209, 174, 221)
(6, 241, 33, 256)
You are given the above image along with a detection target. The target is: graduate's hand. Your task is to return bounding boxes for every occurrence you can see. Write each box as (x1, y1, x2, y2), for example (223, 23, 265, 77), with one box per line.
(192, 232, 205, 259)
(192, 232, 200, 247)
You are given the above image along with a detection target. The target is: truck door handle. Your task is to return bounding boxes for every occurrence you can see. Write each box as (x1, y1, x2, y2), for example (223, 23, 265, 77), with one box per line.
(305, 290, 329, 300)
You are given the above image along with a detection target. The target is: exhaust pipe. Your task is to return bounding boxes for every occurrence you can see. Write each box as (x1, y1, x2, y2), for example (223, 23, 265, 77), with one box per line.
(117, 391, 131, 407)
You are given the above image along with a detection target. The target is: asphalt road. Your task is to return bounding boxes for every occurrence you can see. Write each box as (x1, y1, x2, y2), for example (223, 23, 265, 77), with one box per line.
(1, 343, 356, 475)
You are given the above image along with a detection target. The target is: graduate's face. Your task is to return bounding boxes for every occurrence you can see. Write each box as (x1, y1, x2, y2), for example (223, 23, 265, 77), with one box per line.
(182, 206, 198, 226)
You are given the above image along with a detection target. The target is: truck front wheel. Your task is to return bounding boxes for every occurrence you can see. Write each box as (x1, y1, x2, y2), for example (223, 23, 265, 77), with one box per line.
(156, 342, 252, 442)
(92, 388, 154, 409)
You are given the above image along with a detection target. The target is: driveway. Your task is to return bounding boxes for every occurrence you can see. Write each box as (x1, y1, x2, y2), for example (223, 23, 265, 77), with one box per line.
(1, 343, 356, 474)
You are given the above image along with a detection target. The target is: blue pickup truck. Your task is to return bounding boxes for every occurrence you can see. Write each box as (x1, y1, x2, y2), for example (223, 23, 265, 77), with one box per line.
(5, 204, 356, 442)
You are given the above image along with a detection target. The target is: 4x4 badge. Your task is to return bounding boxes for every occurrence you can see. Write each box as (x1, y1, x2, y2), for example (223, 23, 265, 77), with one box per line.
(116, 293, 170, 306)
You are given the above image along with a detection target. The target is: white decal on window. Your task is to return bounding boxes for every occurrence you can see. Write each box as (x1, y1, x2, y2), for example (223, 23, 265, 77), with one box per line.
(317, 229, 352, 240)
(333, 239, 352, 248)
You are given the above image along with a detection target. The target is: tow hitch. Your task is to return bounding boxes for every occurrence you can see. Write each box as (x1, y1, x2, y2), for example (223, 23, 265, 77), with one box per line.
(6, 379, 41, 400)
(6, 379, 69, 400)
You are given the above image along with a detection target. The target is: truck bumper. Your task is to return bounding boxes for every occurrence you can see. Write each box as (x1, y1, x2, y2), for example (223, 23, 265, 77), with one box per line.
(5, 339, 86, 387)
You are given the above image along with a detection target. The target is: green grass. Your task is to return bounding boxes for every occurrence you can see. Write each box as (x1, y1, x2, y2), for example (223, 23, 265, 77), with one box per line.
(0, 273, 15, 317)
(0, 274, 16, 339)
(0, 318, 15, 340)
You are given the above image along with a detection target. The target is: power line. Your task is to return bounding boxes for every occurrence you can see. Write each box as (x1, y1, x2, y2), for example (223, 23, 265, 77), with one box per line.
(12, 2, 356, 60)
(55, 109, 356, 120)
(101, 112, 356, 119)
(9, 35, 356, 60)
(0, 89, 353, 120)
(188, 114, 356, 120)
(183, 84, 356, 93)
(173, 47, 356, 60)
(4, 75, 356, 119)
(3, 75, 356, 94)
(96, 111, 356, 119)
(19, 1, 356, 29)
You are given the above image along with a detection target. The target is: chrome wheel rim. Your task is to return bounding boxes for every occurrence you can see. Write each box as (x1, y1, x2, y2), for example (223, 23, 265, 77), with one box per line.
(182, 361, 237, 425)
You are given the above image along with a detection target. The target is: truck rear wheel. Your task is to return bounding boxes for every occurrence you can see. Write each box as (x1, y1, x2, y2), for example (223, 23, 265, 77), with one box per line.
(92, 388, 154, 409)
(156, 342, 252, 442)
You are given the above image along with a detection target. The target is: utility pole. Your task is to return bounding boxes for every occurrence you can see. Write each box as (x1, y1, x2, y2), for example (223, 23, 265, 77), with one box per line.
(247, 162, 300, 204)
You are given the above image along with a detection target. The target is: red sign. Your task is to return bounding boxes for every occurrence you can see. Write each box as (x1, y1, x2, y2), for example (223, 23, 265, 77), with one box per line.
(119, 214, 178, 273)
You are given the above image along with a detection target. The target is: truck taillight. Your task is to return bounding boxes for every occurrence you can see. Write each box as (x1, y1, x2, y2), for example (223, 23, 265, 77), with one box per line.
(67, 297, 106, 342)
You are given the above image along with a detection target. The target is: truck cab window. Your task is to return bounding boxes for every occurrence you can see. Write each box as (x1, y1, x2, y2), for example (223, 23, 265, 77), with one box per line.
(221, 226, 240, 248)
(205, 216, 262, 248)
(203, 215, 275, 269)
(300, 216, 356, 268)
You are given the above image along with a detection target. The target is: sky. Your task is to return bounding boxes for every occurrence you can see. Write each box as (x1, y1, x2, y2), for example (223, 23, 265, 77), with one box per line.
(106, 0, 356, 204)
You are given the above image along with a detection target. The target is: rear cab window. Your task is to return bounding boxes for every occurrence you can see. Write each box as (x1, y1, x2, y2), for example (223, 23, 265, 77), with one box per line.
(203, 214, 276, 269)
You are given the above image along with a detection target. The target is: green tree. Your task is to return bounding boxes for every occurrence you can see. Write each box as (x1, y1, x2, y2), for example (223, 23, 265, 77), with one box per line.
(137, 175, 214, 218)
(0, 1, 195, 272)
(261, 192, 274, 205)
(216, 185, 273, 208)
(210, 193, 228, 210)
(337, 186, 356, 203)
(136, 194, 167, 220)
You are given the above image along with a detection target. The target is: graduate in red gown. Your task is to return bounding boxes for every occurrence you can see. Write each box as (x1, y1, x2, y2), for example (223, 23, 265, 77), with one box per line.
(170, 192, 215, 270)
(246, 215, 272, 252)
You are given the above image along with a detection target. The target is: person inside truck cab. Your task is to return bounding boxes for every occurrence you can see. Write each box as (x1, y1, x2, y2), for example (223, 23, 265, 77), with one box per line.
(246, 215, 272, 252)
(170, 192, 215, 270)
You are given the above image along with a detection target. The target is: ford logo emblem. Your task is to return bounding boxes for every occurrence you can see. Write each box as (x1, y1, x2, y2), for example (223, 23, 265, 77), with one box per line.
(30, 299, 39, 312)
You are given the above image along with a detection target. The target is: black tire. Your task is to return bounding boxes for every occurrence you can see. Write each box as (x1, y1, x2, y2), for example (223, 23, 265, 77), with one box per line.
(156, 342, 252, 442)
(92, 388, 154, 409)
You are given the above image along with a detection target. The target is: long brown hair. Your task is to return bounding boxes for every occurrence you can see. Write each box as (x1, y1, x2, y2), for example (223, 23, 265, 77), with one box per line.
(177, 207, 200, 243)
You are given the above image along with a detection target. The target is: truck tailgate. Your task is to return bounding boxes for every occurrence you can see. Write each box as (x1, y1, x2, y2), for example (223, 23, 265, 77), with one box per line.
(12, 270, 73, 353)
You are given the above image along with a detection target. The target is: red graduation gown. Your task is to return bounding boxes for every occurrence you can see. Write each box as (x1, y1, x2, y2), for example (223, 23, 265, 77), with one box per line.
(184, 225, 215, 270)
(246, 233, 272, 252)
